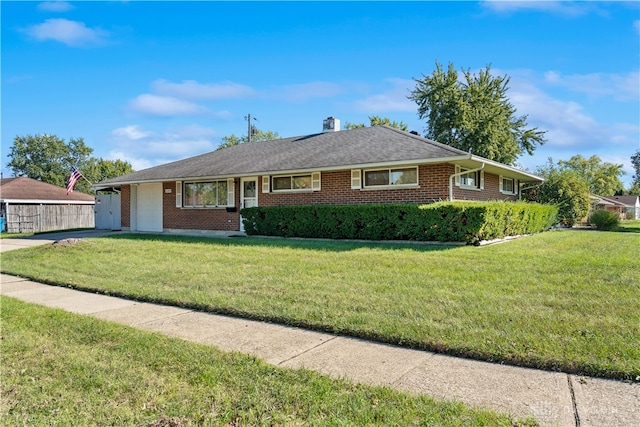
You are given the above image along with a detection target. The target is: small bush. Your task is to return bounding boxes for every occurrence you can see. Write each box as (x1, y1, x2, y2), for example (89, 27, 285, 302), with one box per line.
(590, 210, 620, 231)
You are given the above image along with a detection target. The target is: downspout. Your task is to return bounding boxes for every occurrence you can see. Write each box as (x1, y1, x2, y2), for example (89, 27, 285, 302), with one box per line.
(449, 162, 485, 201)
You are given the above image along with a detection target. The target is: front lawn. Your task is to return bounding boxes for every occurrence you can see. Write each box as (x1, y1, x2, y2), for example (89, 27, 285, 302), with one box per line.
(2, 298, 529, 426)
(2, 230, 638, 380)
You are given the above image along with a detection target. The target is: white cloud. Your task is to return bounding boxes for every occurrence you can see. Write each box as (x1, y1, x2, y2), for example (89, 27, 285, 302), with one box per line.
(152, 79, 257, 100)
(634, 20, 640, 34)
(111, 125, 151, 141)
(37, 2, 74, 12)
(352, 78, 415, 113)
(481, 1, 591, 16)
(507, 73, 637, 153)
(544, 70, 640, 101)
(108, 125, 218, 171)
(278, 81, 345, 102)
(22, 18, 108, 47)
(127, 94, 213, 116)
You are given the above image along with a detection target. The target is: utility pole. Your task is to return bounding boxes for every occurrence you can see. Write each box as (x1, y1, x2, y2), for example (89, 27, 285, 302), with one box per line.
(245, 114, 257, 143)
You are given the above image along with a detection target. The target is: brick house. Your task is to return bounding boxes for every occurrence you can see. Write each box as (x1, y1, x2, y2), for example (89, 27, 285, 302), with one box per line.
(95, 119, 544, 234)
(591, 195, 640, 220)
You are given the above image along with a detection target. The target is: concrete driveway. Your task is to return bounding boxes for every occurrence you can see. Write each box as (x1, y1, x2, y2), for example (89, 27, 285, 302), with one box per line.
(0, 229, 119, 253)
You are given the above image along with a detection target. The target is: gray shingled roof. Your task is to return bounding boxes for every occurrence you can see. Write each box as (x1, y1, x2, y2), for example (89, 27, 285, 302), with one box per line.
(98, 126, 472, 186)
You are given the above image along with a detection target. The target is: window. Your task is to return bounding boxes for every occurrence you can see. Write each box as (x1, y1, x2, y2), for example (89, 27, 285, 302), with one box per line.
(362, 167, 418, 188)
(183, 180, 229, 207)
(500, 176, 516, 194)
(455, 166, 483, 190)
(272, 174, 316, 191)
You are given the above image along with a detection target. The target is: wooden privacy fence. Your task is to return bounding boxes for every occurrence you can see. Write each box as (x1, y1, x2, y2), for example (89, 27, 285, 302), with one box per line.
(4, 204, 94, 233)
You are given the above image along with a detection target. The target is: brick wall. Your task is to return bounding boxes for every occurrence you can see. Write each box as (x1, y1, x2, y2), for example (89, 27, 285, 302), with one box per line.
(259, 164, 455, 206)
(162, 181, 241, 231)
(121, 164, 518, 232)
(452, 172, 518, 201)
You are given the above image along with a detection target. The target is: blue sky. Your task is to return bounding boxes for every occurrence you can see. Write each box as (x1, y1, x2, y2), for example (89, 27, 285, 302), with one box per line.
(3, 1, 639, 186)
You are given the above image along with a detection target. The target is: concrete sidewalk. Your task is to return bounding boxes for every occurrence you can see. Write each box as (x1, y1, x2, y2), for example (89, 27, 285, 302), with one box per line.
(1, 273, 637, 426)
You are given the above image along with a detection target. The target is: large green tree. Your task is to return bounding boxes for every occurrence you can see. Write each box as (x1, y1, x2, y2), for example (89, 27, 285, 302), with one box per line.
(7, 134, 133, 194)
(523, 163, 590, 227)
(344, 116, 409, 131)
(628, 150, 640, 196)
(409, 61, 546, 165)
(216, 129, 280, 150)
(557, 154, 624, 196)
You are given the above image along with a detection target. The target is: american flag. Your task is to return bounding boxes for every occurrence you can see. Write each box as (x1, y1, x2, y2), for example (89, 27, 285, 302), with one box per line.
(66, 168, 83, 195)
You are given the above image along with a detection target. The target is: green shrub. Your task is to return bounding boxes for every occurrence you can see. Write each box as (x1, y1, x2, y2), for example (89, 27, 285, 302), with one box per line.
(241, 202, 557, 244)
(590, 210, 620, 231)
(530, 171, 590, 227)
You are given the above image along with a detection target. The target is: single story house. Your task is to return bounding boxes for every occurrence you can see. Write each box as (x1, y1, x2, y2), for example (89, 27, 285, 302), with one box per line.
(94, 118, 544, 234)
(0, 177, 95, 232)
(591, 195, 640, 220)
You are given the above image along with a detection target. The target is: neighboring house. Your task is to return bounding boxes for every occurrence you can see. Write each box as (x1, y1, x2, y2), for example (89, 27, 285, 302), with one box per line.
(0, 177, 95, 232)
(95, 118, 544, 234)
(591, 195, 640, 220)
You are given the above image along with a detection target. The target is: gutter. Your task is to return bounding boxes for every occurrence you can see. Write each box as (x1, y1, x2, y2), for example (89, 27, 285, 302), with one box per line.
(449, 160, 485, 201)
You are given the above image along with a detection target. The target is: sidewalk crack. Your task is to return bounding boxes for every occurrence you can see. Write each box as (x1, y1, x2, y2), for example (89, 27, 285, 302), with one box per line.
(567, 375, 581, 427)
(277, 335, 338, 366)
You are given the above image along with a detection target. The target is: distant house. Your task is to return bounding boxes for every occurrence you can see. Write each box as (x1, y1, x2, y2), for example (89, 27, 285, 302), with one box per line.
(95, 118, 544, 234)
(0, 177, 95, 232)
(591, 195, 640, 220)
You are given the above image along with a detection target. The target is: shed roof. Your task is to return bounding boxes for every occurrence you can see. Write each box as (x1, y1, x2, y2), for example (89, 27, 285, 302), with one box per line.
(0, 177, 95, 204)
(96, 125, 543, 187)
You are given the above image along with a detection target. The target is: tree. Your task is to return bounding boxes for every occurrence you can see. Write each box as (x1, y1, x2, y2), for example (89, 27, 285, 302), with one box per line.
(80, 158, 134, 194)
(217, 129, 280, 150)
(8, 134, 92, 187)
(409, 61, 546, 165)
(557, 155, 624, 196)
(344, 116, 409, 131)
(631, 149, 640, 188)
(524, 169, 590, 227)
(7, 134, 133, 194)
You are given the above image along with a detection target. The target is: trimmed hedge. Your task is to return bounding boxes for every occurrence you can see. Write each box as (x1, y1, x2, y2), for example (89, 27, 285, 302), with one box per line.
(241, 202, 558, 244)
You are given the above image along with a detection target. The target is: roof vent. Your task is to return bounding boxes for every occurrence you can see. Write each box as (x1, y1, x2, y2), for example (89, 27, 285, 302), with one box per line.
(322, 117, 340, 133)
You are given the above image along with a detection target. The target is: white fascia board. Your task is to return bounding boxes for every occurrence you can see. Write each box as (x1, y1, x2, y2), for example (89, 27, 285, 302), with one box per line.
(1, 199, 95, 205)
(466, 155, 544, 182)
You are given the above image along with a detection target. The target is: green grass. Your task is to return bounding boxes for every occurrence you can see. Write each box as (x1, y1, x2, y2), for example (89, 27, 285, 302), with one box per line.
(617, 219, 640, 233)
(2, 230, 639, 380)
(0, 227, 94, 239)
(1, 297, 534, 426)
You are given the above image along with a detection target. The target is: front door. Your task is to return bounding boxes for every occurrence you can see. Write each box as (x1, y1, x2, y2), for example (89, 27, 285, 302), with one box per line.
(240, 177, 258, 232)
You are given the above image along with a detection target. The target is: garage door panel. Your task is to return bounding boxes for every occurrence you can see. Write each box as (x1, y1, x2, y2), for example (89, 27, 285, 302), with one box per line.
(136, 183, 162, 232)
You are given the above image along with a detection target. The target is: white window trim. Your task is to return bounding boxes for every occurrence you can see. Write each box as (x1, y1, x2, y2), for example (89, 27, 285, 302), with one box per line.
(227, 178, 235, 205)
(175, 181, 182, 207)
(455, 165, 484, 191)
(271, 173, 319, 193)
(311, 172, 321, 191)
(499, 176, 517, 195)
(361, 166, 419, 190)
(351, 169, 361, 190)
(182, 180, 234, 208)
(262, 176, 270, 193)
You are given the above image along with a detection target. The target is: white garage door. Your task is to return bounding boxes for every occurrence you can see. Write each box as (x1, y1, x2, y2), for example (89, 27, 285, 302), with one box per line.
(136, 183, 163, 232)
